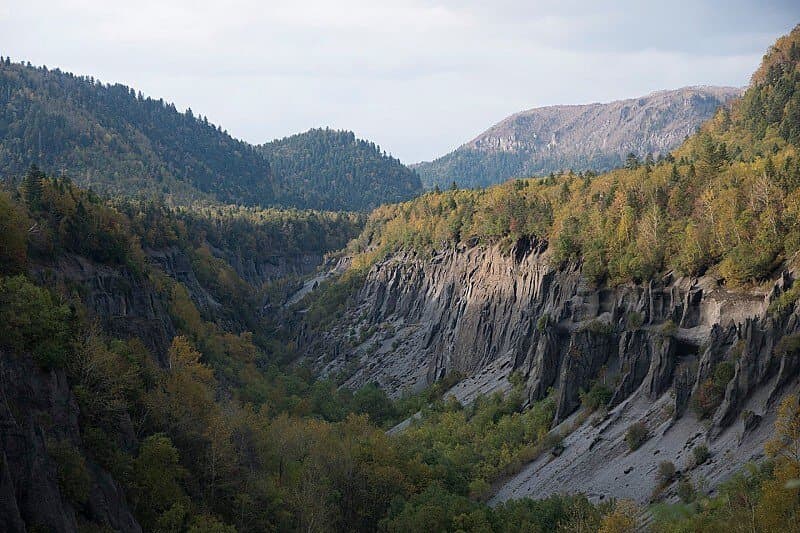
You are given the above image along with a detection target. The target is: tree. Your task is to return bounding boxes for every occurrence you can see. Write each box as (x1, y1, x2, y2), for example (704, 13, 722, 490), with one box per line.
(598, 500, 639, 533)
(131, 434, 189, 530)
(23, 164, 45, 211)
(766, 394, 800, 465)
(0, 192, 28, 273)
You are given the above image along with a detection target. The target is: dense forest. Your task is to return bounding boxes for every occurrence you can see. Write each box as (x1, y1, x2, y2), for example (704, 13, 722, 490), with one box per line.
(0, 61, 422, 211)
(260, 129, 422, 211)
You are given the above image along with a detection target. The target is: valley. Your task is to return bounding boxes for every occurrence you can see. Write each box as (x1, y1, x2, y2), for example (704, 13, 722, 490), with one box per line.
(1, 19, 800, 533)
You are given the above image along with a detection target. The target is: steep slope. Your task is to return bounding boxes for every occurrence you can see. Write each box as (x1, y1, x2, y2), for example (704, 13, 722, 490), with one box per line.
(0, 60, 422, 211)
(415, 86, 741, 189)
(259, 128, 422, 211)
(299, 24, 800, 505)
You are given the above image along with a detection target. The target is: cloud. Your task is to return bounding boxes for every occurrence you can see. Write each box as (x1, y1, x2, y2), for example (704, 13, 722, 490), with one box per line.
(1, 0, 798, 162)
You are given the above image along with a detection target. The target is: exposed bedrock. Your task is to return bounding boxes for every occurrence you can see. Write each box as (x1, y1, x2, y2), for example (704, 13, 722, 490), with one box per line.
(310, 238, 799, 437)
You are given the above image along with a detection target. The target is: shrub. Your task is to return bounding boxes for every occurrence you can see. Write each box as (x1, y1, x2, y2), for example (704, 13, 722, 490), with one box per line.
(692, 444, 710, 467)
(625, 422, 650, 451)
(657, 461, 676, 486)
(774, 333, 800, 357)
(677, 477, 696, 503)
(713, 361, 735, 390)
(626, 311, 644, 329)
(598, 499, 639, 533)
(690, 378, 723, 419)
(48, 440, 91, 505)
(580, 381, 613, 412)
(536, 313, 550, 333)
(659, 320, 678, 337)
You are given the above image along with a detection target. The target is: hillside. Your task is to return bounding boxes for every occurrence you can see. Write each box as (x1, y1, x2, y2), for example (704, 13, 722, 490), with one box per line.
(0, 60, 421, 211)
(259, 128, 422, 211)
(294, 23, 800, 526)
(415, 86, 742, 189)
(1, 21, 800, 533)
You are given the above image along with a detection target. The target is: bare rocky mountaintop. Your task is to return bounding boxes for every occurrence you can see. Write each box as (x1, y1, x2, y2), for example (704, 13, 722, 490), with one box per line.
(415, 86, 742, 189)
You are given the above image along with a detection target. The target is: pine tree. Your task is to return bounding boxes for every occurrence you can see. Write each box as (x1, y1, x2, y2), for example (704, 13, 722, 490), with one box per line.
(23, 164, 45, 211)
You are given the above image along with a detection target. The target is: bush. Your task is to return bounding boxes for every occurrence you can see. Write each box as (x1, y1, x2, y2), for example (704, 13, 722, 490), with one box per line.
(657, 461, 676, 486)
(626, 311, 644, 329)
(536, 313, 550, 333)
(677, 477, 696, 503)
(692, 444, 710, 467)
(774, 333, 800, 357)
(625, 422, 650, 451)
(580, 381, 613, 411)
(48, 440, 91, 505)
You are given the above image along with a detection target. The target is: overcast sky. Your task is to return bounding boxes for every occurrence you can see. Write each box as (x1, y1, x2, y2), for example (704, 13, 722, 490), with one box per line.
(2, 1, 799, 163)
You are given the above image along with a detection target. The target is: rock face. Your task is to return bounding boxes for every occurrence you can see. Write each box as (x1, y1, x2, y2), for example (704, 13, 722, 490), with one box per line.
(0, 350, 140, 533)
(414, 86, 742, 189)
(308, 239, 800, 502)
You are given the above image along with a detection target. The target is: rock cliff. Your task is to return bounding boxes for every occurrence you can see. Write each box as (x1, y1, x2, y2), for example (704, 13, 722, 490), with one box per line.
(307, 239, 800, 502)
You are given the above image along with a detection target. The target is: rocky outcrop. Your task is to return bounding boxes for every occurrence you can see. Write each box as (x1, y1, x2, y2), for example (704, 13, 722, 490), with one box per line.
(309, 239, 800, 502)
(312, 240, 781, 416)
(0, 350, 140, 532)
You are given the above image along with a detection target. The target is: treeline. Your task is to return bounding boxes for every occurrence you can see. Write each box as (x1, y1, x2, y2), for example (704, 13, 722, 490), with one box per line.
(347, 25, 800, 288)
(0, 60, 422, 211)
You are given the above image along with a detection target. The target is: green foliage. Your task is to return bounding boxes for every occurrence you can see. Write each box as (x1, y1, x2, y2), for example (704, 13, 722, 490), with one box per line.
(303, 268, 368, 330)
(692, 444, 711, 467)
(676, 477, 696, 503)
(0, 63, 421, 211)
(769, 283, 800, 317)
(0, 189, 28, 273)
(657, 461, 677, 486)
(625, 422, 649, 451)
(0, 275, 72, 368)
(775, 333, 800, 357)
(580, 381, 613, 412)
(260, 128, 422, 210)
(130, 434, 188, 531)
(691, 360, 735, 419)
(48, 440, 91, 505)
(396, 392, 557, 497)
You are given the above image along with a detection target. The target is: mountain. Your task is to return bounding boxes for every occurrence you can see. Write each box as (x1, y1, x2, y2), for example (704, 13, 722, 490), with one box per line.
(415, 86, 742, 189)
(0, 59, 421, 211)
(296, 23, 800, 521)
(2, 23, 800, 533)
(259, 128, 422, 211)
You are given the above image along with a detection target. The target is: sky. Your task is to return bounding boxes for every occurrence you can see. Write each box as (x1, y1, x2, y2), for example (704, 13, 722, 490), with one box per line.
(2, 1, 799, 163)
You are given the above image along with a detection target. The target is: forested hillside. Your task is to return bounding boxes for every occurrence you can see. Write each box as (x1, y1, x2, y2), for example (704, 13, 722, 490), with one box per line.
(414, 86, 740, 190)
(1, 20, 800, 533)
(351, 31, 800, 287)
(260, 128, 422, 211)
(0, 60, 421, 211)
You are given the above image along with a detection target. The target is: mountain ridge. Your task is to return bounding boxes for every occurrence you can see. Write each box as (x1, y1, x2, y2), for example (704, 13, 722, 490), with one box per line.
(415, 85, 742, 189)
(0, 59, 422, 211)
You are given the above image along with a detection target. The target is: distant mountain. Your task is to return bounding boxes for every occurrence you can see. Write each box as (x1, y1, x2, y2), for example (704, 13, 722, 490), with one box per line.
(415, 86, 742, 189)
(259, 128, 422, 211)
(0, 59, 421, 211)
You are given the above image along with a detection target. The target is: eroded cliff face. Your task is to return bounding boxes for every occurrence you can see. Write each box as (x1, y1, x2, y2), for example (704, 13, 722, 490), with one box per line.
(308, 239, 800, 502)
